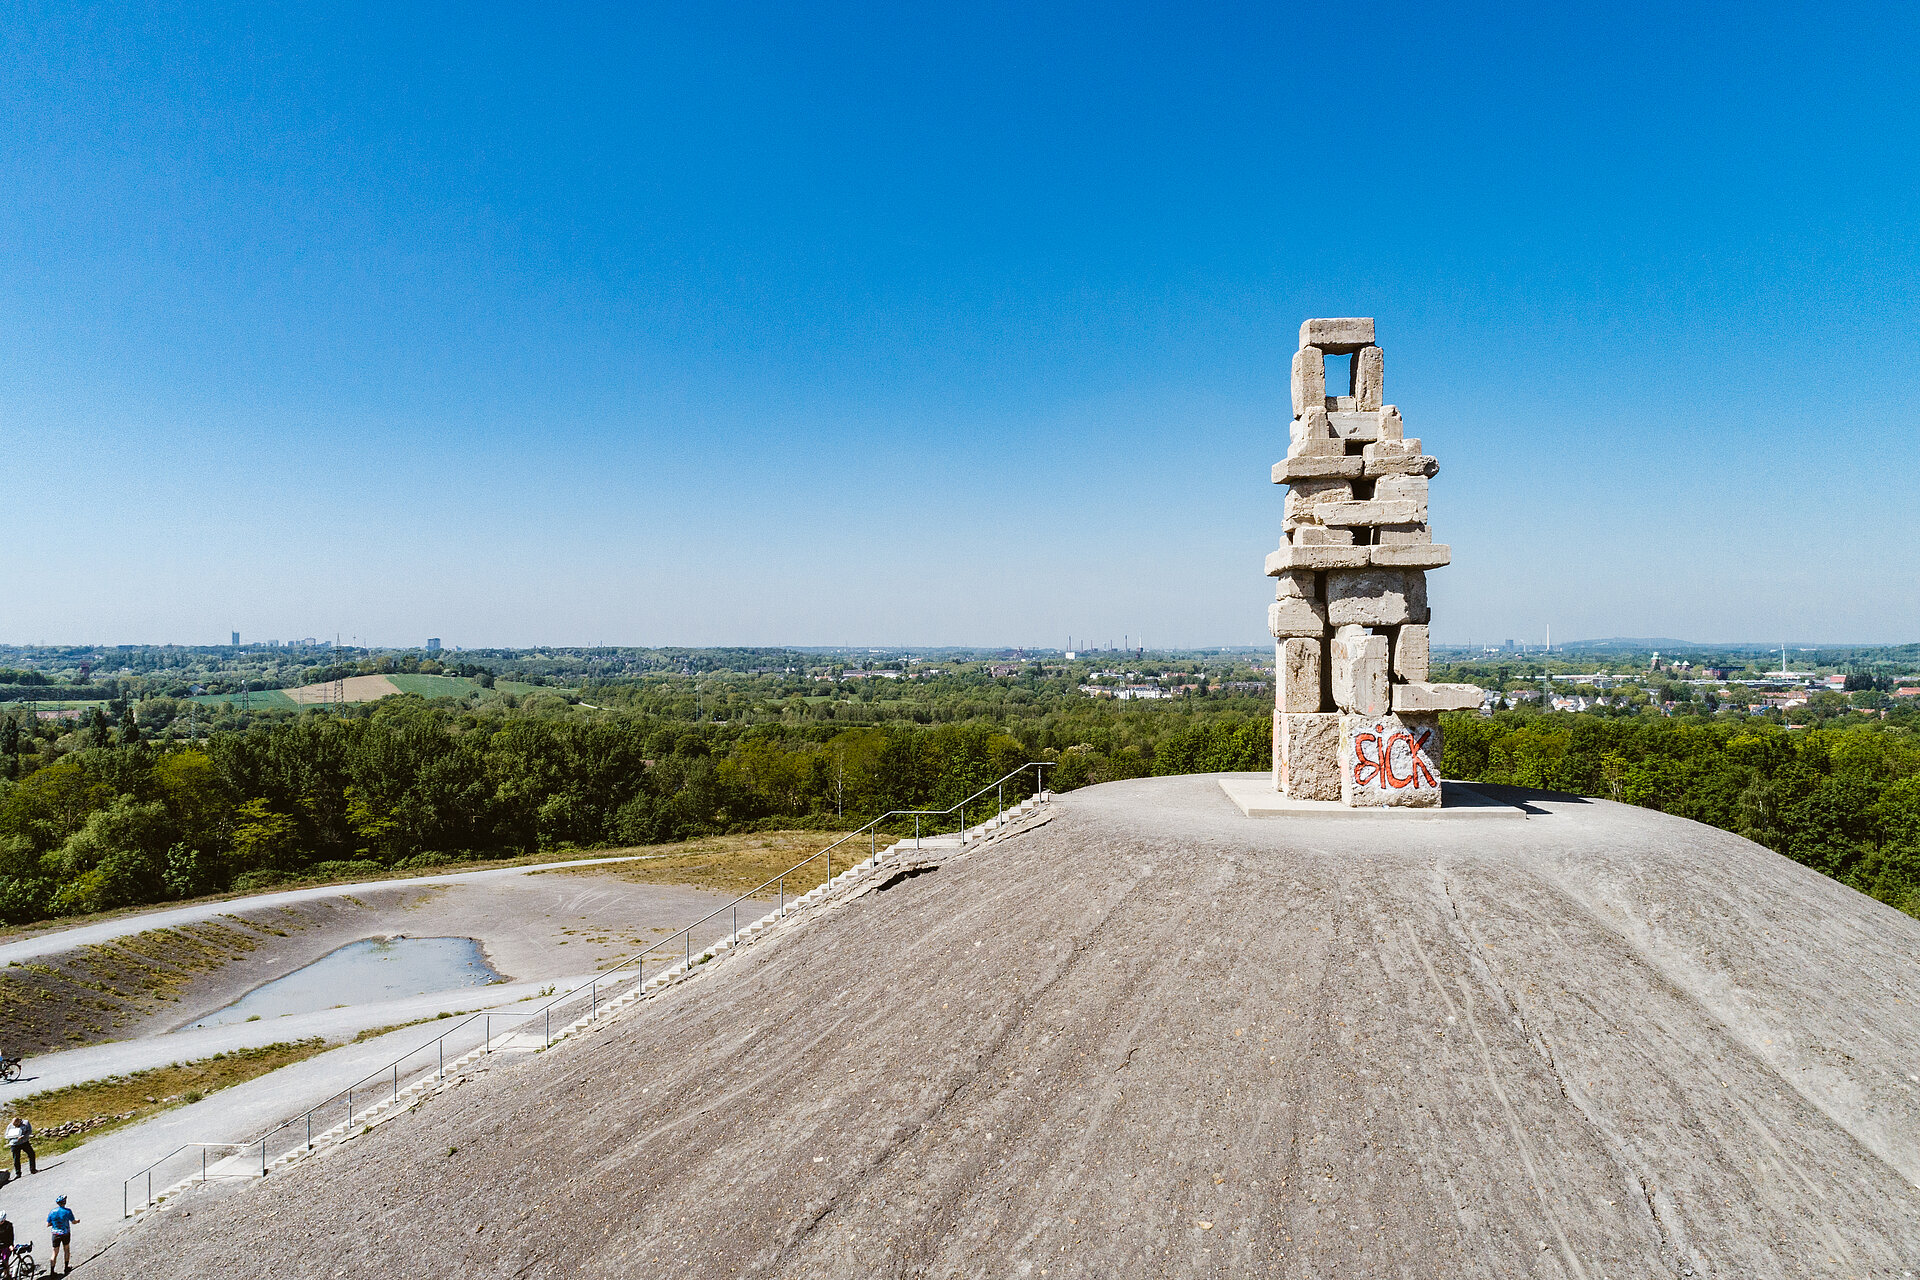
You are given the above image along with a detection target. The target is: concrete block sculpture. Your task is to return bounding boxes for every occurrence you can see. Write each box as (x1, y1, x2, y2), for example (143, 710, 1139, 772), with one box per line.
(1266, 319, 1482, 807)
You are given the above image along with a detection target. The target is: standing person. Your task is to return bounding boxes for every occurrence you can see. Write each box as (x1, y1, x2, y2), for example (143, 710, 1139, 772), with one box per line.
(46, 1195, 74, 1275)
(0, 1211, 13, 1272)
(4, 1118, 32, 1176)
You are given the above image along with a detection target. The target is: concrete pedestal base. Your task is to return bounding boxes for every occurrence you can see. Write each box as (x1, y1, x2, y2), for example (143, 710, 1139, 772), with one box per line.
(1218, 774, 1526, 819)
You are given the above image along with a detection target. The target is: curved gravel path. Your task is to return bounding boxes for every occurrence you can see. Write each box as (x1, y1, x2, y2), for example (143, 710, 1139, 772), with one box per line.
(0, 855, 649, 967)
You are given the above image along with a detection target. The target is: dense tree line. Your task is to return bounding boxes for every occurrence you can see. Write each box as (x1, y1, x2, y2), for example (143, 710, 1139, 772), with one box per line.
(1, 698, 1261, 922)
(3, 687, 1917, 927)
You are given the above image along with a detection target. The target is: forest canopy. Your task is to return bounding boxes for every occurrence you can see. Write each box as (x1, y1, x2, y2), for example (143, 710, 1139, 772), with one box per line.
(2, 681, 1918, 926)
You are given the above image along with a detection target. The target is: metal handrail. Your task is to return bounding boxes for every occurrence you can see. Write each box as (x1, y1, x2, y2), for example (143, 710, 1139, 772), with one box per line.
(123, 760, 1051, 1214)
(122, 1143, 261, 1219)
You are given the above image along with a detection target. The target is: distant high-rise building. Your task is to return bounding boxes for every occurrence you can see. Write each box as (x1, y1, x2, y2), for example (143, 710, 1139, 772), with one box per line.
(231, 631, 240, 647)
(426, 638, 442, 653)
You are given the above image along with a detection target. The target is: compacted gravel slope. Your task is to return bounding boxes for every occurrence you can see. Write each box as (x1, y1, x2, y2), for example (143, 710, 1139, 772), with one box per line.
(92, 775, 1920, 1279)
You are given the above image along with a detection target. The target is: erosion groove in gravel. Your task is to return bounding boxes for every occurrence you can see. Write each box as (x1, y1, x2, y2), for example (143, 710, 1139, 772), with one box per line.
(90, 776, 1920, 1278)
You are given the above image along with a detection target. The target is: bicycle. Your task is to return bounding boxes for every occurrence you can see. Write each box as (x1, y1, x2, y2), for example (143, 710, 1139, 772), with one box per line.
(3, 1240, 38, 1279)
(0, 1056, 20, 1085)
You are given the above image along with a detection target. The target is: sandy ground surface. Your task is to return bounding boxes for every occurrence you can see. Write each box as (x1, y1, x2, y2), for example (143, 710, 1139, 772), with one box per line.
(281, 674, 401, 704)
(74, 774, 1920, 1278)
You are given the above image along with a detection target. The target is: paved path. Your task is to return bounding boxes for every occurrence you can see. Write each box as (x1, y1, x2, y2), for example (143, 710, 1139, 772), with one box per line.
(0, 855, 649, 966)
(2, 1010, 554, 1268)
(0, 972, 613, 1107)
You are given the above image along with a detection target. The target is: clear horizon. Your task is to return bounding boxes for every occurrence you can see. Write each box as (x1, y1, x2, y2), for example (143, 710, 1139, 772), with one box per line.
(4, 3, 1917, 649)
(0, 636, 1906, 656)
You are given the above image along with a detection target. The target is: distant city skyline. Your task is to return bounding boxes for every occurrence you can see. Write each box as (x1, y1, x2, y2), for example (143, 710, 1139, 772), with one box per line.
(3, 3, 1917, 648)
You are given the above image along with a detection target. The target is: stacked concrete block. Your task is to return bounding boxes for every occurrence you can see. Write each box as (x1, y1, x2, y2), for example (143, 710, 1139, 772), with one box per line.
(1264, 318, 1483, 807)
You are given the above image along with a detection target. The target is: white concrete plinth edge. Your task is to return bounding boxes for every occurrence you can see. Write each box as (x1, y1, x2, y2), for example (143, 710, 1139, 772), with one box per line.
(1217, 774, 1527, 819)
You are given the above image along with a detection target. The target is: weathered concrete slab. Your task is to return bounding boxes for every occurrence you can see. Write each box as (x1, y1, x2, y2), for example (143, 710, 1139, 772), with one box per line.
(1290, 346, 1325, 417)
(1266, 543, 1370, 574)
(1393, 623, 1430, 682)
(1372, 473, 1428, 522)
(1272, 454, 1363, 483)
(1368, 542, 1452, 569)
(1272, 568, 1315, 599)
(1392, 681, 1484, 713)
(1288, 406, 1343, 457)
(1325, 567, 1429, 625)
(1312, 498, 1423, 528)
(1353, 344, 1383, 409)
(1277, 711, 1341, 799)
(1340, 712, 1443, 807)
(1327, 408, 1385, 440)
(1299, 316, 1375, 352)
(1282, 478, 1353, 530)
(1276, 638, 1323, 714)
(1267, 596, 1328, 638)
(1329, 630, 1389, 716)
(1362, 437, 1437, 477)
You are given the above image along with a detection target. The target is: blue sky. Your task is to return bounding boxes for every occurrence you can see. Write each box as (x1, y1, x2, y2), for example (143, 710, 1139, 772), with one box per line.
(3, 2, 1917, 648)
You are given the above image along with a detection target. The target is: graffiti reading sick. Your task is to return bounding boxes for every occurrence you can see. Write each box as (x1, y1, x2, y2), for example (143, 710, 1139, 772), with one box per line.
(1349, 721, 1439, 792)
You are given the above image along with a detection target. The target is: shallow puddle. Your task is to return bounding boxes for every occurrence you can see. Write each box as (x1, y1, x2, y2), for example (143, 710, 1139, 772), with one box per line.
(189, 935, 503, 1028)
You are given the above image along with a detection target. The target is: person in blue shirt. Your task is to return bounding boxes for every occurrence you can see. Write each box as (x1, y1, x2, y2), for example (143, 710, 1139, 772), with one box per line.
(46, 1195, 74, 1275)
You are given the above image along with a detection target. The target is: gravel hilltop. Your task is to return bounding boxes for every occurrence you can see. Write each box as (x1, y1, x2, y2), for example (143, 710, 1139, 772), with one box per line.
(89, 775, 1920, 1278)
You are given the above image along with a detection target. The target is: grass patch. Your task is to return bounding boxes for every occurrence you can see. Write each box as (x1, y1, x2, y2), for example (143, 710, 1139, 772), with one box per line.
(546, 830, 861, 899)
(187, 688, 302, 710)
(14, 1039, 329, 1155)
(384, 674, 487, 699)
(349, 1008, 476, 1044)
